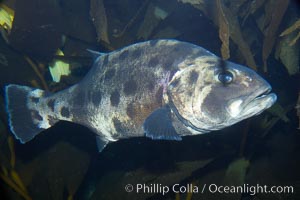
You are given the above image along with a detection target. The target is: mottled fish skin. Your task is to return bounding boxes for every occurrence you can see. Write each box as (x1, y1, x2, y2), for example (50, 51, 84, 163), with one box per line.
(46, 40, 215, 141)
(5, 39, 277, 147)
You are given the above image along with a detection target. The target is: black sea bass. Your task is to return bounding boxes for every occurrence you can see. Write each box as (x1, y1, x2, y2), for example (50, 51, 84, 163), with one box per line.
(5, 40, 277, 152)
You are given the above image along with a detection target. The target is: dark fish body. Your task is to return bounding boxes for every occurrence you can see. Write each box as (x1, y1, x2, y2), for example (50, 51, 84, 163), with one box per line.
(5, 40, 277, 152)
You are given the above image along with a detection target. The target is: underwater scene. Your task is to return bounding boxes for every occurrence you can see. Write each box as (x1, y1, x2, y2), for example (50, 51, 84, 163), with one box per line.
(0, 0, 300, 199)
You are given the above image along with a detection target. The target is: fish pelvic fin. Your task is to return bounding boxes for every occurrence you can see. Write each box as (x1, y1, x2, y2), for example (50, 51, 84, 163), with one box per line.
(5, 84, 58, 143)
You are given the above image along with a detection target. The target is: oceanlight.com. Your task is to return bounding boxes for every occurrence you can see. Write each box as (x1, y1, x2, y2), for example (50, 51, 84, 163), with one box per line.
(124, 183, 294, 196)
(208, 184, 294, 196)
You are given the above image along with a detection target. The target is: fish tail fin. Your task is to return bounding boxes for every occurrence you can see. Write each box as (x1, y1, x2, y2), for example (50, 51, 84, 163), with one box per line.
(4, 84, 58, 143)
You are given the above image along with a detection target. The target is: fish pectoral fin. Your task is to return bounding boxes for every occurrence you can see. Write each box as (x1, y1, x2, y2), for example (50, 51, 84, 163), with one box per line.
(143, 106, 182, 141)
(96, 136, 109, 152)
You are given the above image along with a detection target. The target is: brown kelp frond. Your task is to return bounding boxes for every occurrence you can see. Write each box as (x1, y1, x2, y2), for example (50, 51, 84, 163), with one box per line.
(90, 0, 110, 44)
(185, 182, 194, 200)
(0, 172, 32, 200)
(8, 136, 15, 168)
(262, 0, 290, 72)
(280, 19, 300, 36)
(174, 182, 195, 200)
(221, 3, 257, 70)
(113, 0, 150, 39)
(24, 56, 49, 91)
(216, 0, 230, 60)
(179, 0, 257, 70)
(0, 136, 32, 200)
(10, 169, 28, 194)
(280, 19, 300, 46)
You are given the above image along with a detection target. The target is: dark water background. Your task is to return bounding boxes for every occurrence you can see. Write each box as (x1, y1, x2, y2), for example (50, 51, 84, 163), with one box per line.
(0, 0, 300, 199)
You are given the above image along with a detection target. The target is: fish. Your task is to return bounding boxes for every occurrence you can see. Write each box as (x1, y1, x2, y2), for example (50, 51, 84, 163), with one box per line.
(4, 39, 277, 152)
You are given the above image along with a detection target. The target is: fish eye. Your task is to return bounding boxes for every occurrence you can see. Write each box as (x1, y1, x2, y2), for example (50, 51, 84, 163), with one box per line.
(218, 70, 233, 84)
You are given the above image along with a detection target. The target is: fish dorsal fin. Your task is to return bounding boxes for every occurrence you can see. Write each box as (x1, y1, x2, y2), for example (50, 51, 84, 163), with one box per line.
(87, 49, 106, 60)
(143, 106, 182, 141)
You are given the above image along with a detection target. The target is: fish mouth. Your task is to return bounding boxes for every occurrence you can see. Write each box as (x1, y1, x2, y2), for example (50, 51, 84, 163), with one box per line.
(255, 87, 272, 99)
(227, 86, 277, 119)
(240, 86, 277, 118)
